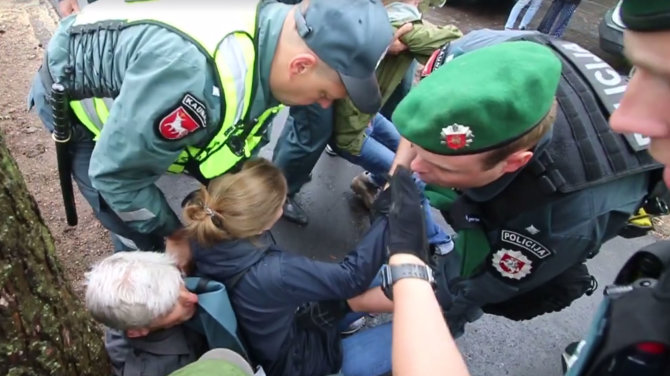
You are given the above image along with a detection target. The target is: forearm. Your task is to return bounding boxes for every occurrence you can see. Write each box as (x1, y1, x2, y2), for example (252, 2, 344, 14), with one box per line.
(390, 254, 470, 376)
(96, 184, 182, 237)
(347, 287, 393, 313)
(390, 137, 416, 174)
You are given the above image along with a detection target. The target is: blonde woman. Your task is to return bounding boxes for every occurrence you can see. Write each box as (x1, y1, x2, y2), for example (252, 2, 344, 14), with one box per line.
(177, 159, 430, 376)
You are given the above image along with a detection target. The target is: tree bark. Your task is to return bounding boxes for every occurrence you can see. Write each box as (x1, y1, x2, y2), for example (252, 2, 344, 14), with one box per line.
(0, 132, 108, 375)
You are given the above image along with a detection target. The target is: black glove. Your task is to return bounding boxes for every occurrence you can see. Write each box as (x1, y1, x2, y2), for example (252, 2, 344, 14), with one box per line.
(387, 166, 428, 262)
(371, 177, 392, 218)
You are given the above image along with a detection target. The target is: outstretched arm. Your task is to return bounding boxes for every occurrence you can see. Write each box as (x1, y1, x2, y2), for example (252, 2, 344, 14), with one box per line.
(391, 254, 470, 376)
(347, 287, 393, 313)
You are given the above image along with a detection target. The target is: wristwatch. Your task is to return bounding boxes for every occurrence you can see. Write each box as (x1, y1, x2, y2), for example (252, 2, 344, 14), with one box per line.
(381, 263, 435, 301)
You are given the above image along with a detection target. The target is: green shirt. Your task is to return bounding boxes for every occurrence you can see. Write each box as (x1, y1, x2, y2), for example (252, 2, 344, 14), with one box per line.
(332, 5, 461, 155)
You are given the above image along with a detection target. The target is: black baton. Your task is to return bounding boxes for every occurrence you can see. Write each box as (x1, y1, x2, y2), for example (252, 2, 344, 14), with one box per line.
(50, 83, 78, 226)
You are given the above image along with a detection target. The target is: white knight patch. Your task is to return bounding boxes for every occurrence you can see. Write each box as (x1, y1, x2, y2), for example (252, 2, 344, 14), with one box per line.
(492, 249, 532, 280)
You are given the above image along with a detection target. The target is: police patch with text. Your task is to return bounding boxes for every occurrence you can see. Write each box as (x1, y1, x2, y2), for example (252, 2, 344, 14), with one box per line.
(157, 94, 207, 141)
(488, 230, 553, 282)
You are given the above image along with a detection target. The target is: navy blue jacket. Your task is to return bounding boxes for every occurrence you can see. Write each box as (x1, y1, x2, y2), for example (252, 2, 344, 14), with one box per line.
(192, 217, 389, 376)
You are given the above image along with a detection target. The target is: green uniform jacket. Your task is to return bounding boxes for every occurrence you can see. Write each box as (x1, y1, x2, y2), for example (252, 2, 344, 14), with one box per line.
(333, 4, 461, 155)
(43, 3, 286, 237)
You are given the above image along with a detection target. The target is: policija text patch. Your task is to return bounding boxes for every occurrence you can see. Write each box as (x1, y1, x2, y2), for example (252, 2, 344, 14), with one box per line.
(158, 94, 207, 140)
(489, 230, 553, 281)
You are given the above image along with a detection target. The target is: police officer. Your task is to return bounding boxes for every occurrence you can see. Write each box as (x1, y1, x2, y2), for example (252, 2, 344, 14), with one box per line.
(273, 0, 445, 226)
(29, 0, 392, 252)
(390, 40, 661, 336)
(563, 1, 670, 374)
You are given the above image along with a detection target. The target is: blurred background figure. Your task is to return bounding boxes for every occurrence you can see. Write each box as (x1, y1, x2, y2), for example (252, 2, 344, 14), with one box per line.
(537, 0, 582, 37)
(504, 0, 543, 31)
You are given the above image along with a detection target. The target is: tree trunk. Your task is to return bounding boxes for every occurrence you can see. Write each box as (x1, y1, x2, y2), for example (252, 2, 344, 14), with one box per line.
(0, 132, 108, 375)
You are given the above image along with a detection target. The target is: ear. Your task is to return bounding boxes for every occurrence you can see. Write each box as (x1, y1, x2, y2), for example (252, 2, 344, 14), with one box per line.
(502, 150, 533, 173)
(126, 328, 150, 338)
(288, 53, 318, 78)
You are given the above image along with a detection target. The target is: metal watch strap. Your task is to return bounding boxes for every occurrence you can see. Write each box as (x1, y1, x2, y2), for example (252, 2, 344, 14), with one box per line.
(381, 264, 434, 301)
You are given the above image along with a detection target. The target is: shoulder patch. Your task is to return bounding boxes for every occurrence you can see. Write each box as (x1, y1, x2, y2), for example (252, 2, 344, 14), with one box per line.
(500, 230, 552, 259)
(157, 94, 207, 141)
(491, 249, 532, 280)
(488, 229, 555, 282)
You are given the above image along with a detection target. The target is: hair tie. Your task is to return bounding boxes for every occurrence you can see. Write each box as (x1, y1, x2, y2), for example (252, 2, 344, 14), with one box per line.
(203, 206, 216, 218)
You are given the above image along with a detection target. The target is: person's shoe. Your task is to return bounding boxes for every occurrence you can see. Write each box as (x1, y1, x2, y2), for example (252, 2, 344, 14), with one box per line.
(282, 195, 308, 226)
(350, 172, 381, 209)
(341, 316, 367, 336)
(325, 144, 338, 157)
(561, 340, 585, 373)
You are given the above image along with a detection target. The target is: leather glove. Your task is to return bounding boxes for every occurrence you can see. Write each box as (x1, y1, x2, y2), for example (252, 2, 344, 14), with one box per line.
(387, 166, 429, 262)
(370, 175, 392, 218)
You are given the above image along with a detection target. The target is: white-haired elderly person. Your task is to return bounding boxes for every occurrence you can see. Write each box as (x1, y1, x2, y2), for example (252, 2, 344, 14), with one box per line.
(85, 251, 205, 376)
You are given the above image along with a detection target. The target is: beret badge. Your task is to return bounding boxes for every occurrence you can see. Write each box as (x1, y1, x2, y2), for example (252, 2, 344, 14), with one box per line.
(440, 124, 474, 150)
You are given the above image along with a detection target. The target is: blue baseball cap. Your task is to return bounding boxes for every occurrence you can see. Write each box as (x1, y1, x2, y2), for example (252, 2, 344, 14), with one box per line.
(294, 0, 393, 114)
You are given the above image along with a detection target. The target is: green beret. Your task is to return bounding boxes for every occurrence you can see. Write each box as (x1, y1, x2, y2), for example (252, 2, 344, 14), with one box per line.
(393, 41, 561, 156)
(620, 0, 670, 31)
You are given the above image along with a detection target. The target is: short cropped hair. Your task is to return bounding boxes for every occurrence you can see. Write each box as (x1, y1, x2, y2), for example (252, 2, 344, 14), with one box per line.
(85, 251, 183, 330)
(481, 100, 558, 170)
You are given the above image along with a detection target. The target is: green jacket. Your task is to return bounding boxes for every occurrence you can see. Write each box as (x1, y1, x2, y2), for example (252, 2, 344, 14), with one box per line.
(333, 2, 461, 155)
(44, 2, 287, 237)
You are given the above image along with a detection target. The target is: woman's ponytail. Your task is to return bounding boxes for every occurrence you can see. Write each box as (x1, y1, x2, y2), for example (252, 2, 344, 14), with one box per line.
(182, 187, 229, 246)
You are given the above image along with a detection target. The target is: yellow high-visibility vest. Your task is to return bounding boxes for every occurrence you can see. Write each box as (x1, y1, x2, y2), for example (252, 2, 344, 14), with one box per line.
(69, 0, 283, 180)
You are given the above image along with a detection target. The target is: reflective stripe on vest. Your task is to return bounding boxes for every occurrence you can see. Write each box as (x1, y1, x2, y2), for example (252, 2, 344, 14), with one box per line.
(69, 0, 283, 179)
(70, 97, 112, 141)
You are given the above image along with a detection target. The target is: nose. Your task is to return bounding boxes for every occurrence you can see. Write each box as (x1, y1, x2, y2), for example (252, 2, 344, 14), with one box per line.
(409, 156, 425, 175)
(186, 292, 198, 304)
(611, 70, 670, 138)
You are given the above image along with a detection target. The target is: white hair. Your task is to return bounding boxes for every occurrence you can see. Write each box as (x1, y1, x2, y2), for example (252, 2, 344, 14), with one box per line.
(85, 251, 183, 330)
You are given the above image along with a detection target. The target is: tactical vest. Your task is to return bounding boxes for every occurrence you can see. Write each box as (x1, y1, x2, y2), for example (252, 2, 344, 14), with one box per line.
(68, 0, 283, 182)
(437, 35, 662, 277)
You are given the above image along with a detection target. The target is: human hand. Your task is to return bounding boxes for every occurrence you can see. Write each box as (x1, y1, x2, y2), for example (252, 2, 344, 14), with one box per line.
(388, 23, 413, 55)
(387, 166, 428, 261)
(371, 183, 392, 217)
(166, 234, 192, 275)
(58, 0, 80, 16)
